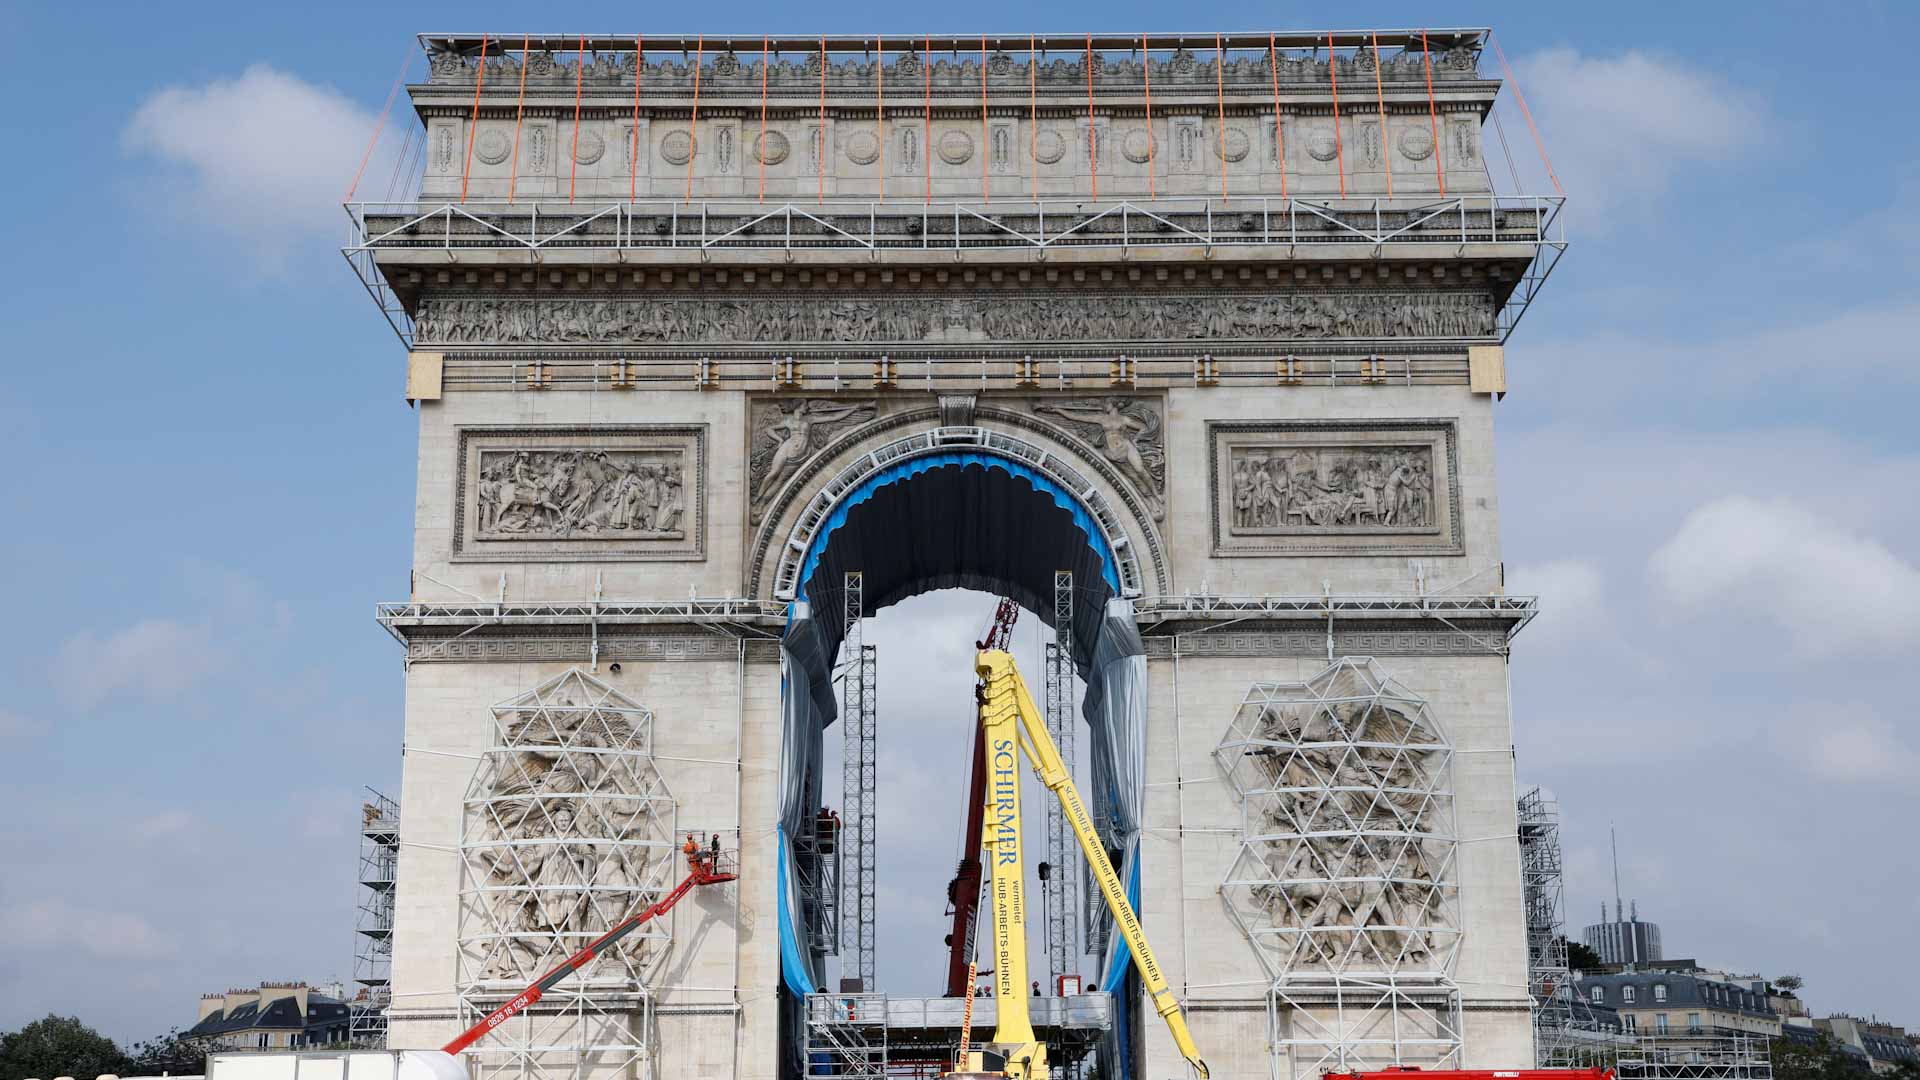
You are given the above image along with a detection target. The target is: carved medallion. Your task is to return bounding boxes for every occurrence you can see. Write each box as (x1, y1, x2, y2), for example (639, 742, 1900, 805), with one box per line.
(938, 129, 974, 165)
(895, 51, 921, 78)
(1214, 127, 1251, 163)
(572, 129, 606, 166)
(749, 399, 878, 521)
(456, 427, 706, 562)
(1033, 130, 1066, 165)
(476, 129, 511, 165)
(1307, 127, 1339, 162)
(753, 130, 790, 165)
(660, 130, 694, 166)
(1122, 128, 1155, 164)
(713, 50, 741, 76)
(1208, 420, 1462, 556)
(1398, 125, 1435, 162)
(845, 129, 880, 166)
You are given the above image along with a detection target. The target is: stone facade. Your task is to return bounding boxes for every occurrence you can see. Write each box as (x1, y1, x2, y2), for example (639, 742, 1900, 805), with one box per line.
(370, 29, 1543, 1080)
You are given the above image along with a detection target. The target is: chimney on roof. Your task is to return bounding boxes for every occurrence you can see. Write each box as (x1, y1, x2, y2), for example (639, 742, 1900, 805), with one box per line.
(223, 988, 260, 1016)
(197, 994, 225, 1023)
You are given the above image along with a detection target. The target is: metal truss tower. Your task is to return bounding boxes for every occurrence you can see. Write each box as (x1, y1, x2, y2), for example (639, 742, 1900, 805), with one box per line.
(1518, 787, 1575, 1064)
(351, 789, 398, 1047)
(840, 572, 878, 990)
(1043, 571, 1082, 987)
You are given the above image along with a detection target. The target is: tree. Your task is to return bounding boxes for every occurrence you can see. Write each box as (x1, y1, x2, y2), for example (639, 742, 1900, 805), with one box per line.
(1775, 973, 1805, 994)
(0, 1016, 131, 1080)
(1560, 935, 1603, 971)
(126, 1029, 212, 1077)
(1769, 1032, 1868, 1080)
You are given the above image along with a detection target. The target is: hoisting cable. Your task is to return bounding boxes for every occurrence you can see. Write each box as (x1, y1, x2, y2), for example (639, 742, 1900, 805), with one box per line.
(1214, 33, 1229, 199)
(1489, 34, 1562, 195)
(923, 35, 933, 203)
(1142, 33, 1155, 200)
(1268, 32, 1287, 199)
(758, 37, 769, 202)
(686, 35, 705, 201)
(631, 34, 645, 202)
(1371, 31, 1393, 198)
(509, 34, 530, 204)
(459, 34, 489, 204)
(876, 35, 886, 201)
(817, 36, 827, 204)
(345, 39, 414, 201)
(1325, 33, 1346, 198)
(569, 34, 586, 203)
(1085, 34, 1097, 200)
(1420, 30, 1445, 196)
(1029, 35, 1039, 200)
(980, 34, 990, 202)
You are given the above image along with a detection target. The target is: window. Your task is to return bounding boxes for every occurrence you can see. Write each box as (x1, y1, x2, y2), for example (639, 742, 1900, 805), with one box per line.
(1689, 1012, 1702, 1032)
(1591, 987, 1605, 1003)
(257, 1034, 269, 1049)
(1623, 986, 1637, 1004)
(1654, 984, 1669, 1002)
(1656, 1014, 1670, 1034)
(1623, 1015, 1637, 1032)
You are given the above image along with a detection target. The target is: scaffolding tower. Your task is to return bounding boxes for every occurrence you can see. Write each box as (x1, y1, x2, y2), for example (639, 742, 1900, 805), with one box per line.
(840, 572, 878, 991)
(1518, 787, 1575, 1064)
(351, 789, 398, 1047)
(1043, 571, 1083, 988)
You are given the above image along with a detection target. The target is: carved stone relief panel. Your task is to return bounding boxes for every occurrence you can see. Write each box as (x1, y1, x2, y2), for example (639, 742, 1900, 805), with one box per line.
(413, 291, 1497, 346)
(1035, 397, 1165, 520)
(1209, 419, 1461, 556)
(747, 399, 877, 522)
(455, 426, 706, 562)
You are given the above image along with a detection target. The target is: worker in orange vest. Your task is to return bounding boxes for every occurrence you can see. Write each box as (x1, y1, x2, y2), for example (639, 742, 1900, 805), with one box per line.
(683, 834, 703, 872)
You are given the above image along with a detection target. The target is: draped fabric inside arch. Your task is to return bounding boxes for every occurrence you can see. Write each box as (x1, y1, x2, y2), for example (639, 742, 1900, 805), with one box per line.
(774, 454, 1149, 1080)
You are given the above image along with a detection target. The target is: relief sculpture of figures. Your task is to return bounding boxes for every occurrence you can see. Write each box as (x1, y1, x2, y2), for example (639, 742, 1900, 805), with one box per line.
(1229, 446, 1432, 532)
(749, 399, 876, 521)
(476, 449, 685, 540)
(1037, 399, 1165, 520)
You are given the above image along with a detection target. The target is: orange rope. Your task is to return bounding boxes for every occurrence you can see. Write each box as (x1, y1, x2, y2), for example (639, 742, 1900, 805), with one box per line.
(569, 35, 585, 203)
(1421, 31, 1444, 196)
(508, 35, 530, 204)
(1214, 33, 1229, 199)
(686, 35, 704, 201)
(459, 34, 488, 204)
(1326, 34, 1346, 198)
(923, 36, 932, 203)
(345, 41, 413, 200)
(1268, 32, 1286, 199)
(1370, 32, 1392, 197)
(1085, 34, 1096, 200)
(759, 37, 768, 202)
(818, 36, 827, 204)
(980, 36, 990, 202)
(1490, 35, 1562, 195)
(876, 36, 885, 202)
(1029, 35, 1039, 200)
(641, 35, 656, 201)
(1142, 34, 1155, 200)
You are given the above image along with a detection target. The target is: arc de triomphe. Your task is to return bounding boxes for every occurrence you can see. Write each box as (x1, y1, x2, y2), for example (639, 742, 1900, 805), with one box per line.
(354, 29, 1559, 1080)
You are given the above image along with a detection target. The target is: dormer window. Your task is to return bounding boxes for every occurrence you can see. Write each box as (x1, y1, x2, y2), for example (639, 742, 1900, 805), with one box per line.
(1654, 984, 1668, 1002)
(1623, 986, 1637, 1004)
(1592, 987, 1605, 1003)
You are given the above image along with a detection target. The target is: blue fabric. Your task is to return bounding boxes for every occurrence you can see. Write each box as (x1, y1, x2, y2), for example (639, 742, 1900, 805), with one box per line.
(1099, 855, 1141, 1080)
(775, 825, 817, 996)
(1100, 855, 1142, 992)
(795, 453, 1121, 600)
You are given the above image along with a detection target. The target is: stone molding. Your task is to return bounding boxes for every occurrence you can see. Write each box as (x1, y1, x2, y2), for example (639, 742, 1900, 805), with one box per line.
(403, 629, 780, 664)
(1208, 419, 1463, 557)
(412, 291, 1496, 347)
(1143, 620, 1515, 657)
(453, 426, 707, 562)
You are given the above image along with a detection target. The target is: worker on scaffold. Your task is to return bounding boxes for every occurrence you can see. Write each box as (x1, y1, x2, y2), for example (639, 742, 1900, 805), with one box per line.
(683, 834, 705, 874)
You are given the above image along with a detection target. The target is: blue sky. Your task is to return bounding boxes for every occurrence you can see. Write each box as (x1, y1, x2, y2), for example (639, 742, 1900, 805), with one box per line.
(2, 0, 1916, 1047)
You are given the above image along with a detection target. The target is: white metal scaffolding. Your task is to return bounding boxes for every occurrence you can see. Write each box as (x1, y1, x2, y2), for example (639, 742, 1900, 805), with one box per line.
(1217, 657, 1464, 1076)
(454, 669, 677, 1080)
(352, 789, 398, 1048)
(1043, 570, 1082, 987)
(1519, 786, 1576, 1066)
(840, 572, 878, 991)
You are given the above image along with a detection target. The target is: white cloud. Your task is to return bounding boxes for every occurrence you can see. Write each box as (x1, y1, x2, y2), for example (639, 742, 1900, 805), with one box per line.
(1514, 48, 1765, 217)
(0, 709, 47, 738)
(122, 64, 385, 245)
(53, 617, 223, 710)
(1648, 495, 1920, 655)
(0, 900, 178, 960)
(1776, 707, 1920, 783)
(1506, 559, 1605, 650)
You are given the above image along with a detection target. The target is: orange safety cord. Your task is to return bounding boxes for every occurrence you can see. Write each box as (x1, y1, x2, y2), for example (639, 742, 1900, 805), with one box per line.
(1326, 34, 1346, 198)
(459, 34, 488, 204)
(758, 37, 769, 202)
(569, 35, 586, 203)
(509, 35, 530, 204)
(631, 34, 645, 202)
(923, 36, 932, 203)
(1029, 36, 1039, 200)
(980, 36, 990, 202)
(1214, 33, 1229, 199)
(1490, 35, 1562, 196)
(345, 41, 413, 201)
(687, 35, 705, 201)
(818, 37, 827, 204)
(1141, 34, 1155, 200)
(1085, 34, 1097, 200)
(876, 36, 885, 202)
(1370, 32, 1392, 198)
(1421, 31, 1445, 196)
(1268, 32, 1287, 199)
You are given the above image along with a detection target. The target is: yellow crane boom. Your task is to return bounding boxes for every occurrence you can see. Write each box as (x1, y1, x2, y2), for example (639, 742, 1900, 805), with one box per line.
(971, 648, 1210, 1080)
